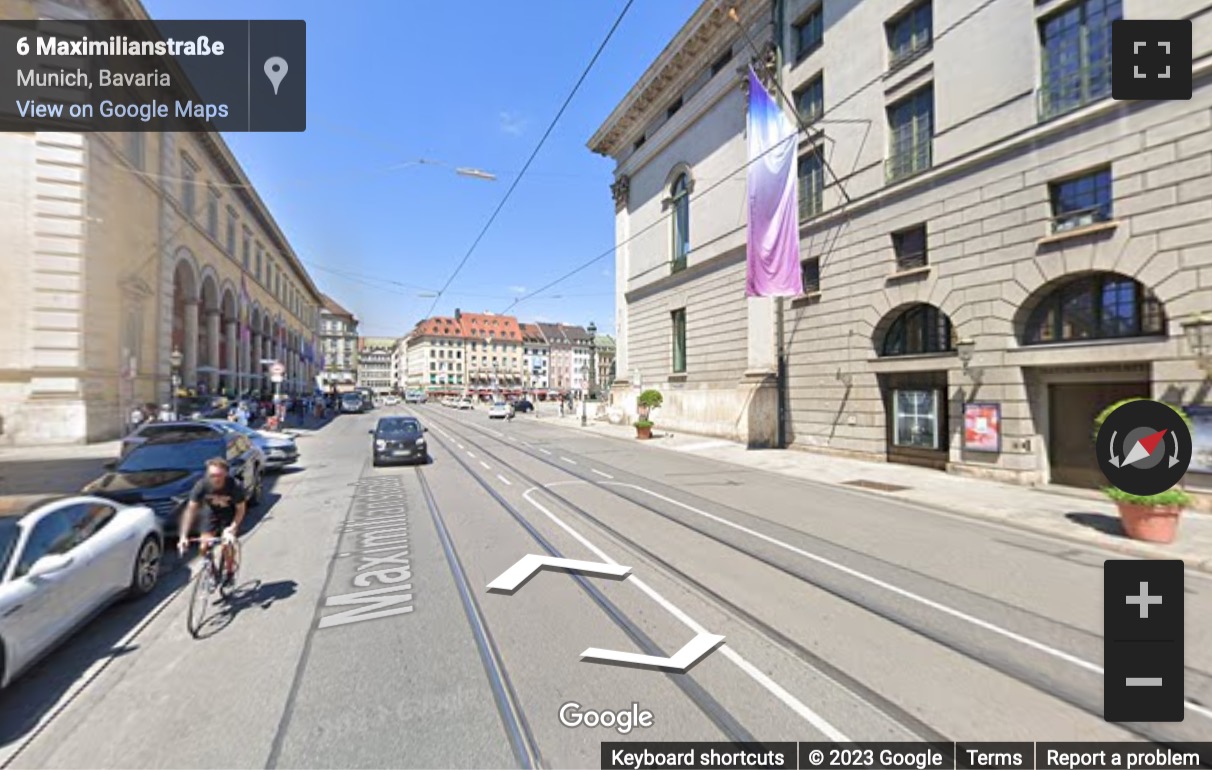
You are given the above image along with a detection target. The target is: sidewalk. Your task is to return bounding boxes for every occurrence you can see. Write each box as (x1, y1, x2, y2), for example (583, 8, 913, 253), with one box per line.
(537, 407, 1212, 573)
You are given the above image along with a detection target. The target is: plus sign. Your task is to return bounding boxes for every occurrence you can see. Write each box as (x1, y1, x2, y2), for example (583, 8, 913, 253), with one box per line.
(1126, 581, 1163, 618)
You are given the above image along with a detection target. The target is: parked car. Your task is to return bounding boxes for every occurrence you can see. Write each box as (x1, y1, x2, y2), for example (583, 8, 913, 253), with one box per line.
(120, 420, 225, 458)
(370, 417, 428, 466)
(203, 420, 300, 471)
(0, 495, 163, 688)
(83, 428, 264, 535)
(456, 398, 474, 410)
(175, 396, 229, 420)
(340, 393, 366, 414)
(488, 401, 513, 420)
(512, 398, 534, 414)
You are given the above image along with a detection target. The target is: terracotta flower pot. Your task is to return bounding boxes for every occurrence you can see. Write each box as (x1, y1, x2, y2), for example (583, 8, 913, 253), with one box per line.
(635, 424, 652, 440)
(1115, 501, 1183, 544)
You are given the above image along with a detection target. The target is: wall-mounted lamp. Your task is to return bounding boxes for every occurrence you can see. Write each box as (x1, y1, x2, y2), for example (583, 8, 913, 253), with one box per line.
(956, 338, 982, 382)
(1183, 312, 1212, 374)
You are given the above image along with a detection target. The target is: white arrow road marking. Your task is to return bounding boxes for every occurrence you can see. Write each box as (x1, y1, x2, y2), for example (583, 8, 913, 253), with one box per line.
(582, 632, 725, 672)
(487, 554, 631, 594)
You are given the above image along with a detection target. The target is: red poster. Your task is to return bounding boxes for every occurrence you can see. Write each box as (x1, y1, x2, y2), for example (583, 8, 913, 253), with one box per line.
(964, 402, 1001, 453)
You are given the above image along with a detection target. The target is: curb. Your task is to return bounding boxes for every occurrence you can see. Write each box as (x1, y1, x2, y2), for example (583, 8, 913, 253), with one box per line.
(546, 415, 1212, 576)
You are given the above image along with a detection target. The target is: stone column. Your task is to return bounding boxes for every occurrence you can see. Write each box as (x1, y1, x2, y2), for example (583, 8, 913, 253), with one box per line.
(206, 309, 221, 393)
(183, 299, 200, 389)
(225, 318, 239, 395)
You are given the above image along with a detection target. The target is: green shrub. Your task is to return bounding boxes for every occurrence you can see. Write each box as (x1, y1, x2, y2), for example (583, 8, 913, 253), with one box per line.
(1102, 486, 1192, 507)
(634, 419, 654, 429)
(1092, 398, 1191, 442)
(637, 389, 663, 410)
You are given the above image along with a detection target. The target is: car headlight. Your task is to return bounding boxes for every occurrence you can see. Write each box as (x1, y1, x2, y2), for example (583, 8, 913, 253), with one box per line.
(375, 439, 386, 450)
(415, 438, 426, 446)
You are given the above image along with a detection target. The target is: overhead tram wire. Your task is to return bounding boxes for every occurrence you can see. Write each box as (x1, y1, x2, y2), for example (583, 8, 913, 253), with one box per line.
(501, 0, 1001, 314)
(424, 0, 636, 318)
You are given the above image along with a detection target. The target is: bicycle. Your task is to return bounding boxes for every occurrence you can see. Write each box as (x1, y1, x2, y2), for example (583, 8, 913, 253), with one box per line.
(184, 532, 241, 638)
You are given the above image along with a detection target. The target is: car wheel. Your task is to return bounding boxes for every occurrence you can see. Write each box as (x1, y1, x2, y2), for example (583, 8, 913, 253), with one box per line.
(125, 535, 161, 599)
(372, 456, 381, 467)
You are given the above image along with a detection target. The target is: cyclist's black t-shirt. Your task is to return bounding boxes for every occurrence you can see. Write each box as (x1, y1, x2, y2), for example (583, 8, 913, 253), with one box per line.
(189, 476, 246, 521)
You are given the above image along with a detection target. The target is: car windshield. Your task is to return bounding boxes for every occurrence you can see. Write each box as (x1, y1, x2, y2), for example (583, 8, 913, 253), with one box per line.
(0, 517, 19, 578)
(377, 420, 421, 438)
(117, 439, 225, 472)
(342, 395, 361, 403)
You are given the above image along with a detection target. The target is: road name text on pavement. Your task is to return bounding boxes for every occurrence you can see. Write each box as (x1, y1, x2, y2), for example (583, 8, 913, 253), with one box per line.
(317, 476, 415, 629)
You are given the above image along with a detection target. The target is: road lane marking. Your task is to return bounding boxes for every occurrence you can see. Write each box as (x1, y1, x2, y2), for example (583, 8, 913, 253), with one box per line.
(467, 451, 476, 459)
(539, 448, 552, 455)
(602, 482, 1212, 722)
(480, 461, 492, 470)
(497, 474, 513, 486)
(457, 443, 465, 450)
(560, 457, 578, 465)
(521, 486, 849, 741)
(591, 469, 614, 479)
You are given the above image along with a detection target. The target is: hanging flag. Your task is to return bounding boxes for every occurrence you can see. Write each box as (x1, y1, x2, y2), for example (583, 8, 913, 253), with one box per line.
(745, 67, 802, 297)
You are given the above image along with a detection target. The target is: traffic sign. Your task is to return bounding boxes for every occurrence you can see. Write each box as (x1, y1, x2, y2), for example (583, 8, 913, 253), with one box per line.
(271, 374, 284, 384)
(269, 361, 286, 377)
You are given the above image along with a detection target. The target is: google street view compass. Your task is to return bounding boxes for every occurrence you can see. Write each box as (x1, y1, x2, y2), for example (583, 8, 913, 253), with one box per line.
(1096, 399, 1191, 496)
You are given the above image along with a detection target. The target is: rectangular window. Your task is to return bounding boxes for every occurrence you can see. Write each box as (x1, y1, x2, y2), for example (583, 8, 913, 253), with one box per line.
(242, 229, 251, 269)
(801, 257, 821, 294)
(798, 146, 825, 220)
(892, 389, 940, 449)
(1039, 0, 1120, 119)
(1050, 167, 1112, 232)
(671, 308, 687, 374)
(666, 96, 683, 119)
(892, 224, 928, 271)
(887, 1, 933, 69)
(255, 245, 263, 281)
(180, 155, 197, 217)
(887, 86, 933, 182)
(206, 189, 219, 238)
(793, 5, 823, 62)
(794, 73, 824, 125)
(711, 48, 733, 76)
(225, 207, 237, 255)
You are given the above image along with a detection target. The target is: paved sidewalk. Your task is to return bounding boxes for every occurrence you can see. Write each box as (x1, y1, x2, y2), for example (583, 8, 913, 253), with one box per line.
(537, 407, 1212, 573)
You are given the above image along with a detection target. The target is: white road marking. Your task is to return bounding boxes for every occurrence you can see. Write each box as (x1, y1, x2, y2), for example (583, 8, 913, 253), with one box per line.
(457, 443, 465, 450)
(497, 474, 512, 486)
(591, 469, 614, 479)
(467, 451, 476, 459)
(521, 487, 848, 740)
(603, 482, 1212, 722)
(480, 461, 491, 470)
(560, 457, 578, 465)
(539, 448, 552, 455)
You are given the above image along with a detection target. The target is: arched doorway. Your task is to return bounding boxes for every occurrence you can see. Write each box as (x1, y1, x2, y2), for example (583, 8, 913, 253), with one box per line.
(198, 274, 221, 395)
(171, 258, 200, 394)
(220, 286, 238, 396)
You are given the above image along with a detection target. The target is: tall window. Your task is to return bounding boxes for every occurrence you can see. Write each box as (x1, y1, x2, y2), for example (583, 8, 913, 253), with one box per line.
(1024, 273, 1165, 344)
(242, 229, 251, 270)
(1039, 0, 1120, 119)
(671, 173, 690, 272)
(794, 73, 824, 125)
(801, 257, 821, 294)
(893, 389, 940, 449)
(887, 86, 933, 182)
(798, 146, 825, 220)
(1050, 167, 1112, 232)
(881, 304, 953, 356)
(892, 224, 928, 271)
(793, 5, 823, 62)
(255, 244, 263, 281)
(225, 207, 237, 255)
(180, 155, 197, 217)
(887, 1, 933, 69)
(671, 308, 687, 373)
(206, 189, 219, 238)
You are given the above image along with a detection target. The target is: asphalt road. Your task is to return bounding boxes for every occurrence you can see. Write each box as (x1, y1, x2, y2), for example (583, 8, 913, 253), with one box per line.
(1, 404, 1209, 768)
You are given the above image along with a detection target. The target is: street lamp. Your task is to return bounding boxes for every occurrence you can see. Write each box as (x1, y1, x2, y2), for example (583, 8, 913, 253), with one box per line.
(581, 364, 590, 427)
(169, 347, 183, 420)
(587, 321, 597, 401)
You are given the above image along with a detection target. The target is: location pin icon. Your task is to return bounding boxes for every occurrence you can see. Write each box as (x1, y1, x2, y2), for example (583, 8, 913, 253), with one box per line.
(264, 57, 288, 95)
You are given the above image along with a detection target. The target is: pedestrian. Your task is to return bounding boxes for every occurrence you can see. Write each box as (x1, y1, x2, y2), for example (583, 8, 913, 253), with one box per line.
(127, 403, 145, 434)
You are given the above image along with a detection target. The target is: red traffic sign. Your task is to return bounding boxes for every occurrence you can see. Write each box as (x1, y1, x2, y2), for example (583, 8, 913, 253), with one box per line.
(269, 362, 286, 376)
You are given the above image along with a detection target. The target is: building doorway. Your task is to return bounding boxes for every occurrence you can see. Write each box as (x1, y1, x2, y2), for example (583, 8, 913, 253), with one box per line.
(881, 370, 949, 470)
(1047, 381, 1150, 488)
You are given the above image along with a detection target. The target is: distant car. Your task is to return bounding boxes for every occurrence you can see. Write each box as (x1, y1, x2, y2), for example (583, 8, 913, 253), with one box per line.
(370, 416, 428, 466)
(0, 495, 163, 688)
(203, 420, 299, 472)
(488, 401, 513, 420)
(340, 393, 365, 414)
(512, 399, 534, 414)
(456, 398, 474, 410)
(404, 392, 426, 404)
(83, 429, 264, 535)
(382, 395, 401, 406)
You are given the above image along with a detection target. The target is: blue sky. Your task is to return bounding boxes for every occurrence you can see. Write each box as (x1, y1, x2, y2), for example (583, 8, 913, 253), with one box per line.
(144, 0, 703, 337)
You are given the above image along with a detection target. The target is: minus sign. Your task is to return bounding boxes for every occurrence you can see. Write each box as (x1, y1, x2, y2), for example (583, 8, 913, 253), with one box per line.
(1125, 677, 1164, 686)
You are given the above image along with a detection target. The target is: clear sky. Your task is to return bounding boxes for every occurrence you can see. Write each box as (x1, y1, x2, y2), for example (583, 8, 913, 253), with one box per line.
(143, 0, 703, 338)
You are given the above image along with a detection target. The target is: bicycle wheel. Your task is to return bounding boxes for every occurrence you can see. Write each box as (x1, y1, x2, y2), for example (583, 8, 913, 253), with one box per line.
(187, 555, 218, 637)
(218, 539, 241, 599)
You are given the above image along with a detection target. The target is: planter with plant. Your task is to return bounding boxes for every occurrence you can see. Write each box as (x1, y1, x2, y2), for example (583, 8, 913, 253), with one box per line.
(635, 389, 663, 440)
(1093, 398, 1193, 544)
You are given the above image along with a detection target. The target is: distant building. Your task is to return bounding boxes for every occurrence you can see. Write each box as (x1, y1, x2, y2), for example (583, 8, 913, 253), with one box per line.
(357, 337, 397, 394)
(460, 310, 523, 395)
(521, 323, 550, 392)
(404, 316, 465, 395)
(594, 334, 616, 392)
(319, 295, 358, 390)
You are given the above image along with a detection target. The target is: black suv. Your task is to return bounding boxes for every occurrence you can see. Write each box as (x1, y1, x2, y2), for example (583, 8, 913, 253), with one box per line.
(83, 427, 265, 534)
(370, 417, 428, 466)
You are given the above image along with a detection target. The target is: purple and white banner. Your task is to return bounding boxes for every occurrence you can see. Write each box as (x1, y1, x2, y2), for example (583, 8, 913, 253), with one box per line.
(745, 67, 802, 297)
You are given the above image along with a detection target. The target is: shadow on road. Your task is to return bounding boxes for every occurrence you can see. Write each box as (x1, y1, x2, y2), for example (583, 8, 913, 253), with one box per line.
(1065, 511, 1126, 537)
(191, 578, 300, 640)
(0, 457, 111, 497)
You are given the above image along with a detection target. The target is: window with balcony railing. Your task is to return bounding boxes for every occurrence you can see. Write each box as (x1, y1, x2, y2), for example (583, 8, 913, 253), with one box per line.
(887, 1, 932, 70)
(1038, 0, 1120, 120)
(886, 86, 933, 182)
(798, 146, 824, 221)
(1049, 167, 1112, 232)
(892, 224, 928, 271)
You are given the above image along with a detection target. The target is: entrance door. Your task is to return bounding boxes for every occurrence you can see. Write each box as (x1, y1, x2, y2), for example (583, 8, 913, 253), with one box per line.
(1048, 382, 1149, 487)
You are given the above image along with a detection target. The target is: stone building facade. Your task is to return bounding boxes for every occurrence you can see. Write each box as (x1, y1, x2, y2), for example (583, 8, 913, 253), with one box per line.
(319, 295, 359, 390)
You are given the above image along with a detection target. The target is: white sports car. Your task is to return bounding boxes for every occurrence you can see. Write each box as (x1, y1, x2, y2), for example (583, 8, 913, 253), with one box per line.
(0, 495, 163, 688)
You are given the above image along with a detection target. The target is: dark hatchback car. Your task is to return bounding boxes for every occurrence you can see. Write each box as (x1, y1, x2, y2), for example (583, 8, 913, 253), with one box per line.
(512, 398, 534, 413)
(83, 428, 264, 535)
(370, 417, 428, 467)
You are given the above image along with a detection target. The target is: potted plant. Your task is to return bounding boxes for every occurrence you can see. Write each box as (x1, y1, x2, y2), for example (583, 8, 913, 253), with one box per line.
(635, 389, 663, 440)
(1093, 398, 1193, 544)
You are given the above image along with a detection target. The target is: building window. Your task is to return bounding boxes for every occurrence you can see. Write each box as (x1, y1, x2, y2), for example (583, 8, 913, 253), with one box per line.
(887, 1, 933, 70)
(671, 308, 687, 374)
(255, 245, 263, 281)
(225, 207, 237, 255)
(180, 155, 197, 217)
(801, 257, 821, 294)
(242, 229, 251, 270)
(798, 146, 825, 220)
(887, 86, 933, 182)
(206, 189, 219, 239)
(666, 96, 683, 119)
(1039, 0, 1120, 119)
(793, 5, 823, 62)
(711, 48, 734, 76)
(892, 224, 928, 271)
(670, 173, 690, 272)
(1050, 167, 1112, 232)
(126, 133, 144, 170)
(1024, 273, 1165, 345)
(794, 73, 824, 125)
(881, 303, 953, 356)
(892, 389, 940, 449)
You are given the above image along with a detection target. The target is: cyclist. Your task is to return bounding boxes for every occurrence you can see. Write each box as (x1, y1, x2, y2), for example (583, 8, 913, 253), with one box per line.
(178, 457, 246, 586)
